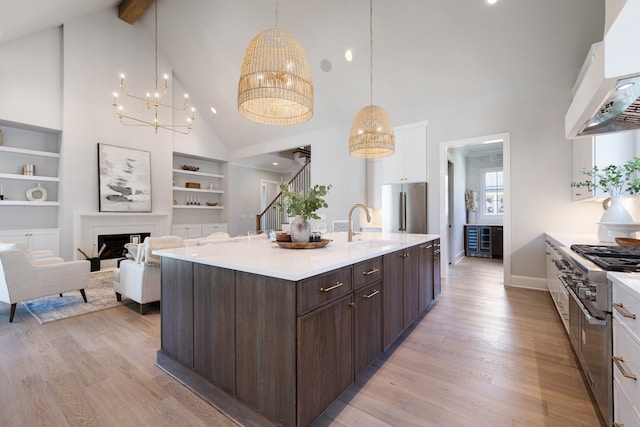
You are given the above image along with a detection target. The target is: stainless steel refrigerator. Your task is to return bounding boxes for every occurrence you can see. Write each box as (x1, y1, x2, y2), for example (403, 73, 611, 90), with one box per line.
(382, 182, 428, 233)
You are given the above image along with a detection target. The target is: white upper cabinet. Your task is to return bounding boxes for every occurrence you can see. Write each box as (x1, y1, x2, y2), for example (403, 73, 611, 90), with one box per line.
(572, 131, 638, 201)
(379, 121, 428, 185)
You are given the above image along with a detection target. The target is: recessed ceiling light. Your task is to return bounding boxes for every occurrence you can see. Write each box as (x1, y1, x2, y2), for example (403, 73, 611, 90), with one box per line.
(272, 162, 278, 166)
(487, 0, 498, 4)
(210, 107, 217, 114)
(345, 49, 353, 62)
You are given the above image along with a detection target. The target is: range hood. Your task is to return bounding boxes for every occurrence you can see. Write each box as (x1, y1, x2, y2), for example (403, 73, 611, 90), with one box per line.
(566, 0, 640, 138)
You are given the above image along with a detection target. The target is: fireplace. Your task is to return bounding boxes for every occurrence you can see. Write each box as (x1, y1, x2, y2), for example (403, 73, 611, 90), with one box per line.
(73, 212, 170, 269)
(97, 232, 151, 260)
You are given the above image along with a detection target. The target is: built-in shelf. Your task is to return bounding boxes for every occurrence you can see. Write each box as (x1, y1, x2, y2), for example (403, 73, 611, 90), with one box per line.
(172, 186, 223, 194)
(173, 205, 224, 210)
(172, 169, 224, 179)
(0, 200, 59, 206)
(0, 146, 60, 158)
(0, 173, 60, 182)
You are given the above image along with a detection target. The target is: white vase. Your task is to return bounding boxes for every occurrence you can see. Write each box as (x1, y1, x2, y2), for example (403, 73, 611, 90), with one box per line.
(290, 215, 311, 243)
(598, 195, 633, 242)
(468, 210, 476, 225)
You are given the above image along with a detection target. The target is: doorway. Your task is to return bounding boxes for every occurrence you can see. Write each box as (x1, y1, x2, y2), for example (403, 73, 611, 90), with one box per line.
(438, 132, 511, 285)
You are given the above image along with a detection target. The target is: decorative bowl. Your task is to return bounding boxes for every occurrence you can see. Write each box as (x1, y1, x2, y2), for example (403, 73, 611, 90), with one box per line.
(615, 237, 640, 247)
(182, 165, 200, 171)
(206, 202, 218, 206)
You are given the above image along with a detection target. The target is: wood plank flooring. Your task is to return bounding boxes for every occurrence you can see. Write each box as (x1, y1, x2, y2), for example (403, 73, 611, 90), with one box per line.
(0, 257, 601, 427)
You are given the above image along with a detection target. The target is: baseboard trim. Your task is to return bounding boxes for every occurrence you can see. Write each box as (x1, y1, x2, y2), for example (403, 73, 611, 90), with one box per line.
(508, 275, 547, 291)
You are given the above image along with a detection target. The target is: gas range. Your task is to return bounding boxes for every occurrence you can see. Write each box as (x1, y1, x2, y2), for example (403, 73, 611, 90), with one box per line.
(570, 244, 640, 273)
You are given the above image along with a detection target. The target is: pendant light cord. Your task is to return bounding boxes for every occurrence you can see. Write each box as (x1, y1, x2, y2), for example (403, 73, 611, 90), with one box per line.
(275, 0, 279, 28)
(154, 1, 158, 93)
(369, 0, 373, 106)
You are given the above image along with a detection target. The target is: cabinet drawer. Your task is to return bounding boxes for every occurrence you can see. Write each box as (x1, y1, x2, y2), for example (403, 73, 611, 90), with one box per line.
(613, 317, 640, 410)
(353, 257, 382, 290)
(297, 267, 353, 315)
(614, 372, 640, 425)
(613, 282, 640, 342)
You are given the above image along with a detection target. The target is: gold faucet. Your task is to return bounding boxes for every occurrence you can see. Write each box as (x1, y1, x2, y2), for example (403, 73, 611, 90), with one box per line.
(348, 203, 372, 242)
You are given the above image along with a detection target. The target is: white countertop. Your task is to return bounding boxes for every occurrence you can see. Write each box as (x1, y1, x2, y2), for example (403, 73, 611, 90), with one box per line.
(154, 231, 439, 281)
(545, 232, 601, 248)
(608, 271, 640, 297)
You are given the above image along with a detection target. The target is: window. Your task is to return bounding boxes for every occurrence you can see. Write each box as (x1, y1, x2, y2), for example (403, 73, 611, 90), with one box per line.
(483, 168, 503, 216)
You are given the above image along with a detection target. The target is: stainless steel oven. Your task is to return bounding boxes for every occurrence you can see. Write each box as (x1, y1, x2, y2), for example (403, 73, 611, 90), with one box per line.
(557, 246, 611, 427)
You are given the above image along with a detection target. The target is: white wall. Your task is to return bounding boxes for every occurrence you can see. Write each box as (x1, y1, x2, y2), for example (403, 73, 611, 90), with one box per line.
(227, 165, 285, 235)
(0, 28, 62, 129)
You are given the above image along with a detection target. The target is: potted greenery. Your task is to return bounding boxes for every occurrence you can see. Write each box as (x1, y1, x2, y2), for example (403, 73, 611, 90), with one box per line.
(275, 182, 332, 243)
(571, 157, 640, 241)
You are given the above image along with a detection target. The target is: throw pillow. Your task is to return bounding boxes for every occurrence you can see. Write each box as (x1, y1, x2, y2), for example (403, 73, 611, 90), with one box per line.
(0, 242, 18, 252)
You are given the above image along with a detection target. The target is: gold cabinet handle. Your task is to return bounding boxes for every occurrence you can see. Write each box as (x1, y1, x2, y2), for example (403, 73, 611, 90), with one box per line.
(613, 356, 638, 380)
(320, 282, 344, 293)
(401, 253, 409, 258)
(348, 302, 355, 308)
(613, 302, 637, 319)
(362, 268, 379, 276)
(362, 289, 379, 299)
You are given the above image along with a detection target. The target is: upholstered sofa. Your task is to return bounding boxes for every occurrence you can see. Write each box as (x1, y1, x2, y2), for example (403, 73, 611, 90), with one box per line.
(113, 233, 235, 314)
(113, 235, 184, 314)
(0, 245, 90, 322)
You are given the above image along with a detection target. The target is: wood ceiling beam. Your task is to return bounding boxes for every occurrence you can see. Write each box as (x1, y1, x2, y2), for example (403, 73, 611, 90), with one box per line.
(118, 0, 156, 25)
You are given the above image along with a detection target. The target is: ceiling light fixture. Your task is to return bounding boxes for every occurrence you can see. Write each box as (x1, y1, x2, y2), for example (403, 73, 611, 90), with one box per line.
(237, 0, 313, 126)
(348, 0, 395, 158)
(345, 49, 353, 62)
(112, 1, 195, 135)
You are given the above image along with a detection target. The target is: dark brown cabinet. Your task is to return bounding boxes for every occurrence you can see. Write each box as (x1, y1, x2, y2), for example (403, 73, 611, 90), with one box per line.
(297, 293, 354, 427)
(353, 258, 383, 377)
(383, 245, 422, 349)
(193, 264, 236, 394)
(383, 251, 404, 349)
(418, 242, 435, 312)
(403, 245, 420, 328)
(433, 239, 441, 299)
(491, 226, 503, 259)
(158, 239, 440, 427)
(160, 258, 194, 365)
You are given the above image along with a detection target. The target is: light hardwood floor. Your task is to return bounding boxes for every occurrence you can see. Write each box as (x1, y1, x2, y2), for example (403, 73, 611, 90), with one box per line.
(0, 257, 601, 427)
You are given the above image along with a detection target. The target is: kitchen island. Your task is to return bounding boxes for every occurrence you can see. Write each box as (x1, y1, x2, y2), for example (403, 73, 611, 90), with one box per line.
(154, 232, 440, 427)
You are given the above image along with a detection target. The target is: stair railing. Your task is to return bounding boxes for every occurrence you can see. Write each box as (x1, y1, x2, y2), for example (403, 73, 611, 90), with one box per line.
(256, 160, 311, 233)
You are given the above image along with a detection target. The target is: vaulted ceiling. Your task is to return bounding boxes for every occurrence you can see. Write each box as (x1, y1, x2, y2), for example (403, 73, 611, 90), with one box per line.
(0, 0, 604, 157)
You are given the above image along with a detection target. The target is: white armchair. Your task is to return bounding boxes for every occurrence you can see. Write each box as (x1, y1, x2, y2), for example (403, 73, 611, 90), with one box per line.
(113, 235, 184, 314)
(0, 248, 90, 322)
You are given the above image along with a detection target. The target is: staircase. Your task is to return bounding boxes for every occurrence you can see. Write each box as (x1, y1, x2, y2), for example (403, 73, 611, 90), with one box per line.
(256, 159, 311, 233)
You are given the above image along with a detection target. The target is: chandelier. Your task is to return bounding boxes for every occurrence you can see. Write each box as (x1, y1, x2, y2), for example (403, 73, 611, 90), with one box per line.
(349, 0, 394, 158)
(237, 0, 313, 126)
(112, 1, 195, 135)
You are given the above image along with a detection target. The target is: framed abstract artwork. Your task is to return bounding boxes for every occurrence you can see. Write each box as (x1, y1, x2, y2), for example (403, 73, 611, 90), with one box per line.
(97, 143, 152, 212)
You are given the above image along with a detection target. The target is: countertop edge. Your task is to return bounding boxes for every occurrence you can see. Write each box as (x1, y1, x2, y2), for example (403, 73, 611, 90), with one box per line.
(154, 232, 440, 281)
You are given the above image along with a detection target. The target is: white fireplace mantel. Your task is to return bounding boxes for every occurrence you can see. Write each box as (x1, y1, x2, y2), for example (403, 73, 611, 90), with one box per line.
(73, 212, 171, 263)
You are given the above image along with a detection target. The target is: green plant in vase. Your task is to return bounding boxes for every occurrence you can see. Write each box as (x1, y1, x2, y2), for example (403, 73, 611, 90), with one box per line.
(276, 183, 332, 242)
(571, 157, 640, 241)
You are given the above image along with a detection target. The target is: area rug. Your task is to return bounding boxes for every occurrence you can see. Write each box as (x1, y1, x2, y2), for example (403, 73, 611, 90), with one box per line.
(24, 270, 133, 324)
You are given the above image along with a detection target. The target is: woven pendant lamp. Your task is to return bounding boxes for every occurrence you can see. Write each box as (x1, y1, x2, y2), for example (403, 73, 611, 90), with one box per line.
(238, 1, 313, 126)
(349, 0, 394, 158)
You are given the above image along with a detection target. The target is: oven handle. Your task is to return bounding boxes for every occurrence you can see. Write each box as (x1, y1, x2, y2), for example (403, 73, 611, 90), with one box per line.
(567, 286, 607, 326)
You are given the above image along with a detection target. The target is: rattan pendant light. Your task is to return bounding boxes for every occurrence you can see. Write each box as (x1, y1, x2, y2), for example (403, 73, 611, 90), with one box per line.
(237, 0, 313, 126)
(349, 0, 394, 158)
